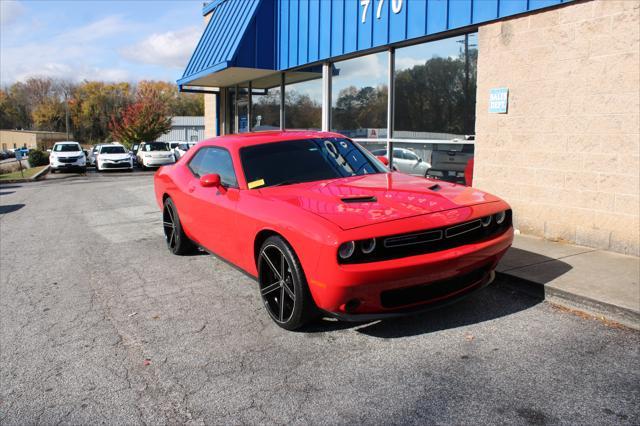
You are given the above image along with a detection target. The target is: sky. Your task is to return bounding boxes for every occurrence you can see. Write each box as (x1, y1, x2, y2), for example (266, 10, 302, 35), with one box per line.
(0, 0, 476, 89)
(0, 0, 206, 86)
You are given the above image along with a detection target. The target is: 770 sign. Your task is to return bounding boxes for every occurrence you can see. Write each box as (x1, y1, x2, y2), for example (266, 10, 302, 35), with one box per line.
(360, 0, 403, 23)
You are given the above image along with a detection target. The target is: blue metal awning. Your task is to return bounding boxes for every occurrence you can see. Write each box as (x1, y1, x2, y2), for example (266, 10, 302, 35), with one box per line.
(178, 0, 276, 88)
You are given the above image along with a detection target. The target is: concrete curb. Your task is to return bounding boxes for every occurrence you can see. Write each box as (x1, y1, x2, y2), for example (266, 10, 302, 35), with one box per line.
(32, 165, 50, 180)
(496, 271, 640, 330)
(0, 165, 50, 184)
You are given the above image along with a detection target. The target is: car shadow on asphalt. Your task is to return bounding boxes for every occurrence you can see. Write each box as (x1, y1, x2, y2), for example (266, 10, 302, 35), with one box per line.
(0, 184, 22, 189)
(0, 203, 25, 214)
(0, 191, 15, 196)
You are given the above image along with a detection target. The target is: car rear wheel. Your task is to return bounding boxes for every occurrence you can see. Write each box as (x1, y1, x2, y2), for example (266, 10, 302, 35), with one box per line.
(163, 197, 196, 255)
(258, 236, 316, 330)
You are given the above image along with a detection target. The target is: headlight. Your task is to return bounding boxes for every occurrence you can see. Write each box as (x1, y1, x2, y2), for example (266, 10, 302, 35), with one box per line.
(495, 211, 506, 225)
(338, 241, 355, 259)
(481, 216, 492, 227)
(360, 238, 376, 254)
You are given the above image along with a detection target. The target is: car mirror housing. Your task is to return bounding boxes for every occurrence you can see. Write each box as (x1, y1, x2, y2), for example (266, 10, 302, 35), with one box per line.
(376, 156, 389, 166)
(200, 173, 222, 189)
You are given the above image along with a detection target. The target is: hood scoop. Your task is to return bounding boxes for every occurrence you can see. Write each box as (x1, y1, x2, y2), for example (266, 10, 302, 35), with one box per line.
(340, 195, 377, 203)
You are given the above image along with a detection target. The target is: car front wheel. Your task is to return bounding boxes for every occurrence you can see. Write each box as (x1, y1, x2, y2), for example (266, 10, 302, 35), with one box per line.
(163, 197, 196, 255)
(258, 236, 316, 330)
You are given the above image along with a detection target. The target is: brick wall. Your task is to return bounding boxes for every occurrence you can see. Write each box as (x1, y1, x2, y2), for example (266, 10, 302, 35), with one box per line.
(474, 0, 640, 256)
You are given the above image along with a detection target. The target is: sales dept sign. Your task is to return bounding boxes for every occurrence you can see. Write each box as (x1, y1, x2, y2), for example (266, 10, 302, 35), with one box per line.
(489, 88, 509, 113)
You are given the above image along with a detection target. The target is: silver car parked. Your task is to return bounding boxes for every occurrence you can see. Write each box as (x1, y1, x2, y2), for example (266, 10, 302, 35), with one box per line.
(371, 147, 431, 177)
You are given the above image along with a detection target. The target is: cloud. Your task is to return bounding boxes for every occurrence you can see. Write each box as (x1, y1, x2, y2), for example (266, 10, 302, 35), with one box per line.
(121, 26, 201, 68)
(395, 57, 426, 71)
(1, 15, 133, 84)
(0, 0, 25, 26)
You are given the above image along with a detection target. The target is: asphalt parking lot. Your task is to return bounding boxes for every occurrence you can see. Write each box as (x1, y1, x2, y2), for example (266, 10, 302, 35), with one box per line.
(1, 171, 638, 425)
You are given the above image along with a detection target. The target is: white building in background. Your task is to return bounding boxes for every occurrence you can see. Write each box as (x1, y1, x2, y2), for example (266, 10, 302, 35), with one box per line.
(156, 116, 205, 143)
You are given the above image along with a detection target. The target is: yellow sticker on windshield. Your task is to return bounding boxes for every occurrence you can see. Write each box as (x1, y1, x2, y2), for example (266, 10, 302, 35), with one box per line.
(248, 179, 265, 189)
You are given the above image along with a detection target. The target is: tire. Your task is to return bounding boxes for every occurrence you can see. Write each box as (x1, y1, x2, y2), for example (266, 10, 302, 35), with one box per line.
(162, 197, 196, 255)
(50, 168, 56, 174)
(257, 236, 317, 330)
(80, 167, 86, 174)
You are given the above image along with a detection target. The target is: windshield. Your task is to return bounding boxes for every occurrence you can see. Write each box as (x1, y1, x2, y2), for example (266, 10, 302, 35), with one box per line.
(100, 146, 126, 154)
(143, 142, 169, 152)
(241, 138, 385, 189)
(54, 144, 80, 152)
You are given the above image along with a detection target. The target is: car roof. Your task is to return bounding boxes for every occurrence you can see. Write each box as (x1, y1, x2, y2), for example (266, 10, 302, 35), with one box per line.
(54, 141, 80, 145)
(199, 130, 346, 151)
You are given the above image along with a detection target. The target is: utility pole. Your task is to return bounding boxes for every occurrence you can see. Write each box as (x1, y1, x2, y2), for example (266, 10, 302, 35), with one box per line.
(65, 92, 70, 140)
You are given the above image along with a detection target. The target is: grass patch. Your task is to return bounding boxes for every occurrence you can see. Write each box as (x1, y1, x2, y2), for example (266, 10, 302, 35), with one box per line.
(0, 166, 46, 181)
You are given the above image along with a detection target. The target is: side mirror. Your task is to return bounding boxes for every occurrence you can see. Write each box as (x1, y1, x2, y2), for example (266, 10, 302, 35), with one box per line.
(418, 158, 422, 163)
(376, 155, 389, 166)
(200, 173, 222, 189)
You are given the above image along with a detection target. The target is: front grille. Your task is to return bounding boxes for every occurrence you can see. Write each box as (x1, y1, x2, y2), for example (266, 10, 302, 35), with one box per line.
(339, 209, 512, 264)
(58, 156, 80, 163)
(380, 266, 489, 308)
(103, 162, 130, 168)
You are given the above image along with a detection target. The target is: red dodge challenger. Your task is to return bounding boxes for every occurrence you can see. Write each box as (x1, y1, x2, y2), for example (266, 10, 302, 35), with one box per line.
(154, 131, 513, 330)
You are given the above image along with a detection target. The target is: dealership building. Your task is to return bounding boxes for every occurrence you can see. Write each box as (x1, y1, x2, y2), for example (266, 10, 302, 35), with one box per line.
(180, 0, 639, 256)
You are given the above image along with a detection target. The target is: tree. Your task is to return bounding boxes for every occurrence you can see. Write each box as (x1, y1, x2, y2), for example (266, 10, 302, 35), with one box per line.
(32, 98, 66, 132)
(137, 80, 204, 116)
(109, 97, 172, 147)
(71, 81, 132, 144)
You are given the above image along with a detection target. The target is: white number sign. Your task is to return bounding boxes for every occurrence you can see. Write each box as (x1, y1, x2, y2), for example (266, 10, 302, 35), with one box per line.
(361, 0, 403, 24)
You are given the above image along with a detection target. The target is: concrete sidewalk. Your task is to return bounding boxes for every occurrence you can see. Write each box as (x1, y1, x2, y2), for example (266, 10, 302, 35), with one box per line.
(497, 234, 640, 329)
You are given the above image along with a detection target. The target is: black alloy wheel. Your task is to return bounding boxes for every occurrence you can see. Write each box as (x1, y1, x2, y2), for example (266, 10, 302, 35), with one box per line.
(162, 198, 196, 255)
(258, 236, 316, 330)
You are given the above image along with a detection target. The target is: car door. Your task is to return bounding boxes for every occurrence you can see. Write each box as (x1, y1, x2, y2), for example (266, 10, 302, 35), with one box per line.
(183, 146, 239, 260)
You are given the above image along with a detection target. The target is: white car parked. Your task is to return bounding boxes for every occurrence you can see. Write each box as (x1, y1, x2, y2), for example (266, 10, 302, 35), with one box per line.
(96, 144, 133, 172)
(173, 142, 198, 161)
(87, 144, 104, 167)
(136, 142, 175, 169)
(49, 141, 86, 173)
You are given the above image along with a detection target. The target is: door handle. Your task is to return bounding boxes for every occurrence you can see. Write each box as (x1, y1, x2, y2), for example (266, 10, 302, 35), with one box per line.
(188, 186, 195, 193)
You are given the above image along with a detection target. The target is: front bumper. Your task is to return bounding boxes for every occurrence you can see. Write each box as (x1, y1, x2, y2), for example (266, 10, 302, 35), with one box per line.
(307, 228, 513, 316)
(142, 157, 175, 167)
(51, 159, 85, 169)
(328, 270, 495, 321)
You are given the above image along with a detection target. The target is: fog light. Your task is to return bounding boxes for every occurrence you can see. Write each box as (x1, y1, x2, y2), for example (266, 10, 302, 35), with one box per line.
(495, 211, 506, 225)
(481, 216, 492, 227)
(361, 238, 376, 254)
(338, 241, 355, 259)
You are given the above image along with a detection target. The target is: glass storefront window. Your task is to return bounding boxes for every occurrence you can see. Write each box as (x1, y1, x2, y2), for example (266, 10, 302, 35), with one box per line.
(252, 85, 281, 131)
(331, 52, 388, 140)
(284, 68, 322, 130)
(394, 33, 478, 140)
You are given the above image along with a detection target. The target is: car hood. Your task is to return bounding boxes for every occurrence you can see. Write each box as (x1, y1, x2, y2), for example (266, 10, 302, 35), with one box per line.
(259, 173, 502, 230)
(100, 153, 130, 160)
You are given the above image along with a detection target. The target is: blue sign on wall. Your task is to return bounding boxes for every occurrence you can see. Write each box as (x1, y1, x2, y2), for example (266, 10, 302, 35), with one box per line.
(489, 88, 509, 114)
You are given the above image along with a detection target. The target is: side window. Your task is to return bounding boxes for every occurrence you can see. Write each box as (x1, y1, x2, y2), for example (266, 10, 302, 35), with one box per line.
(404, 150, 419, 161)
(393, 149, 406, 160)
(188, 147, 238, 187)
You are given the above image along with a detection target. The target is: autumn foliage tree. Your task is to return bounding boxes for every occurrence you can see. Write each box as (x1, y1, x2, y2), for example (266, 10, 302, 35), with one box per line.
(109, 96, 172, 148)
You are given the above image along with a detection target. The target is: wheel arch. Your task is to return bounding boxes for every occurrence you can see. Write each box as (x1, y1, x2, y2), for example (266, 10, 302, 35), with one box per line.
(254, 229, 285, 268)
